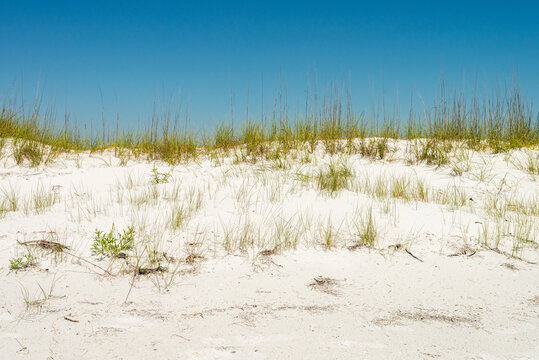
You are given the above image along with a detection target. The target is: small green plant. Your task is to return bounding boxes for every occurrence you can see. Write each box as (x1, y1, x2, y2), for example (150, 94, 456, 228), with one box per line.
(91, 225, 135, 257)
(151, 165, 172, 184)
(9, 254, 36, 272)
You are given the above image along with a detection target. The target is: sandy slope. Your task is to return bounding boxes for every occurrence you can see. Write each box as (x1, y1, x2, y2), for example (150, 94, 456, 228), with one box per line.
(0, 139, 538, 359)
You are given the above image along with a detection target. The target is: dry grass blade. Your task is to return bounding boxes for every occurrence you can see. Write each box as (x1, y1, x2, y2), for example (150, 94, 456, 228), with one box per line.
(485, 245, 537, 265)
(17, 239, 69, 252)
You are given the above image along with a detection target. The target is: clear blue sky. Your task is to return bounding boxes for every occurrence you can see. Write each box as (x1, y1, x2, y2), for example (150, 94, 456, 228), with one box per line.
(1, 0, 538, 132)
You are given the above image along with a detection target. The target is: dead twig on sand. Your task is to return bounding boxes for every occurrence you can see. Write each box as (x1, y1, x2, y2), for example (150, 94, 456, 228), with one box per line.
(387, 244, 424, 262)
(485, 245, 537, 265)
(405, 248, 424, 262)
(63, 250, 113, 276)
(125, 248, 146, 304)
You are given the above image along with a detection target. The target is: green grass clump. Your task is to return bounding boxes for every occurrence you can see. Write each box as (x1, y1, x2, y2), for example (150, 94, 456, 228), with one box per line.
(214, 123, 236, 148)
(409, 139, 451, 166)
(91, 225, 135, 257)
(316, 160, 354, 194)
(12, 140, 55, 167)
(358, 138, 390, 160)
(1, 107, 85, 151)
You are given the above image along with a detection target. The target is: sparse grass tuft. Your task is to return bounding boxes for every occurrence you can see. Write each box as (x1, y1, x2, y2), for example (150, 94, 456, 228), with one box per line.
(319, 220, 341, 249)
(32, 185, 58, 214)
(1, 186, 19, 213)
(20, 275, 58, 311)
(511, 149, 539, 178)
(169, 205, 190, 231)
(355, 208, 378, 247)
(271, 217, 301, 250)
(222, 217, 260, 253)
(450, 147, 472, 176)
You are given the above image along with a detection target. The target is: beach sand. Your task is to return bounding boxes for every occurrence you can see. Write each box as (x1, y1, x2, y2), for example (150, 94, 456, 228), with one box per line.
(1, 139, 537, 359)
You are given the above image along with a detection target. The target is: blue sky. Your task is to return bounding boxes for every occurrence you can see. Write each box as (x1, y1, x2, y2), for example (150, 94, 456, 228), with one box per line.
(1, 0, 538, 132)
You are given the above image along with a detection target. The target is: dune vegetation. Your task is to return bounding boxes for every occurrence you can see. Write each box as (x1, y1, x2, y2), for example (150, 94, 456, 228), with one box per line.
(1, 80, 537, 358)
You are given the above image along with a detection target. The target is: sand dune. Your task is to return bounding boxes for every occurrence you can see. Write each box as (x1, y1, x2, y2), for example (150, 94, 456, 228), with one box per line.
(1, 139, 537, 359)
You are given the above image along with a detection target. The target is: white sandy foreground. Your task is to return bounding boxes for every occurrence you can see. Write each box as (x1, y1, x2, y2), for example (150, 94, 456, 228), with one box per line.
(0, 139, 538, 359)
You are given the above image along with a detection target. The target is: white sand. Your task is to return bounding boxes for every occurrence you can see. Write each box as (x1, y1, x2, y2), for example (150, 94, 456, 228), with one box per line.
(0, 139, 538, 359)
